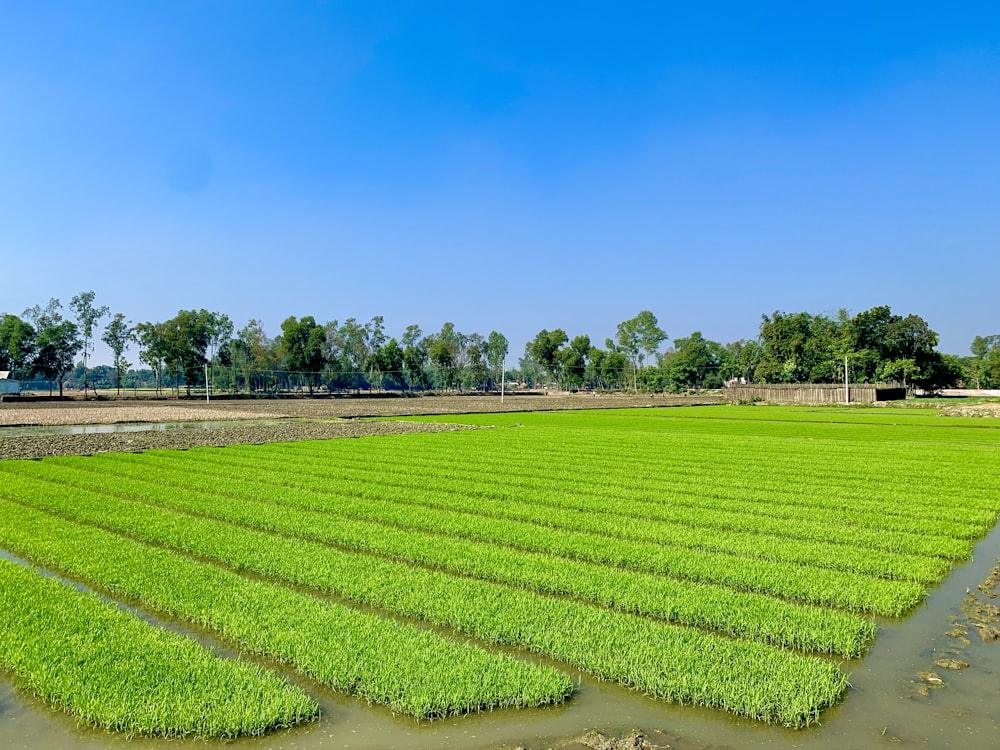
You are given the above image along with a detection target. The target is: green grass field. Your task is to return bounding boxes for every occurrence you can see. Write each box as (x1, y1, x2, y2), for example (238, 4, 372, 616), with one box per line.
(1, 405, 998, 733)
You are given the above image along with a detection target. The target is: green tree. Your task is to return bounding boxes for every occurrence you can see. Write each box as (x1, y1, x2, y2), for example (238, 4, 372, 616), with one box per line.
(155, 309, 227, 396)
(0, 313, 36, 380)
(462, 333, 490, 390)
(24, 299, 82, 397)
(428, 339, 455, 388)
(227, 319, 273, 394)
(661, 332, 723, 391)
(364, 316, 388, 388)
(636, 366, 665, 392)
(756, 311, 839, 383)
(485, 331, 509, 390)
(719, 339, 762, 383)
(135, 321, 169, 395)
(370, 338, 405, 390)
(277, 316, 326, 394)
(401, 324, 428, 390)
(918, 353, 964, 392)
(634, 310, 668, 367)
(971, 335, 1000, 388)
(559, 335, 591, 390)
(615, 311, 667, 392)
(328, 318, 371, 391)
(516, 342, 546, 387)
(528, 328, 568, 386)
(426, 322, 467, 390)
(101, 313, 135, 395)
(69, 291, 109, 397)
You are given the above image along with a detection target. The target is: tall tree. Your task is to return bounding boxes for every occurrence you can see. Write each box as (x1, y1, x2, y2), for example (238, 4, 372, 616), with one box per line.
(24, 299, 81, 397)
(278, 316, 326, 394)
(101, 313, 135, 395)
(426, 322, 467, 390)
(328, 318, 371, 390)
(205, 313, 233, 395)
(528, 328, 568, 386)
(135, 321, 168, 395)
(756, 311, 839, 383)
(229, 319, 272, 393)
(370, 338, 404, 390)
(463, 333, 489, 390)
(633, 310, 668, 367)
(719, 339, 762, 383)
(364, 316, 388, 388)
(559, 334, 591, 389)
(485, 330, 509, 390)
(660, 332, 723, 391)
(401, 324, 428, 390)
(156, 309, 225, 396)
(69, 291, 109, 397)
(615, 311, 667, 391)
(971, 335, 1000, 389)
(0, 313, 36, 380)
(844, 306, 952, 388)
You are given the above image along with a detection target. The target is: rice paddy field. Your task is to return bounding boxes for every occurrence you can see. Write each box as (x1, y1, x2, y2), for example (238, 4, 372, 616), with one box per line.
(1, 404, 999, 749)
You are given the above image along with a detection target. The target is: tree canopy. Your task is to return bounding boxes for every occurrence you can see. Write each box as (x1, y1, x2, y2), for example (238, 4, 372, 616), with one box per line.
(1, 296, 974, 396)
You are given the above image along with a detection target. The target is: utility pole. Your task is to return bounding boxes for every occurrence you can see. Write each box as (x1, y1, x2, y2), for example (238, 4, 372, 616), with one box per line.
(844, 355, 849, 405)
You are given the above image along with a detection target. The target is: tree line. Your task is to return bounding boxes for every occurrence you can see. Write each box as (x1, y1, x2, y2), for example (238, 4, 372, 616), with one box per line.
(1, 294, 995, 396)
(516, 306, 990, 393)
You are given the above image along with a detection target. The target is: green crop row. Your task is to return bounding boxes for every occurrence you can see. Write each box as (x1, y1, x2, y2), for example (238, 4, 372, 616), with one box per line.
(30, 453, 949, 582)
(368, 440, 998, 530)
(499, 406, 1000, 448)
(280, 431, 998, 536)
(151, 442, 977, 558)
(0, 488, 847, 727)
(361, 427, 994, 504)
(0, 556, 318, 737)
(7, 456, 924, 615)
(0, 499, 572, 718)
(0, 463, 875, 656)
(389, 414, 1000, 516)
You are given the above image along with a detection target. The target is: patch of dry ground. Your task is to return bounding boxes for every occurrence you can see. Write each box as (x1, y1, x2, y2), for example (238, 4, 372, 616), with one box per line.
(0, 393, 718, 460)
(0, 404, 284, 426)
(939, 402, 1000, 418)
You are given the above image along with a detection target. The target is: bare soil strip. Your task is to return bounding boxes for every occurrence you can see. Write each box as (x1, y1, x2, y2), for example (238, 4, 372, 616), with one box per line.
(0, 394, 716, 460)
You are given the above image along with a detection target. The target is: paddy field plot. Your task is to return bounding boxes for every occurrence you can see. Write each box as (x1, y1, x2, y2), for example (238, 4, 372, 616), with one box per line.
(0, 405, 998, 739)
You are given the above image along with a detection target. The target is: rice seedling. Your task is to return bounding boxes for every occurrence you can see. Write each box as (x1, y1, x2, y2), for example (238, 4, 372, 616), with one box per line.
(0, 500, 573, 719)
(0, 557, 318, 737)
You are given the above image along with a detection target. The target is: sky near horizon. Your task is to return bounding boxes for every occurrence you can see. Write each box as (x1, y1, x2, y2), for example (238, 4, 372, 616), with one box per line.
(1, 2, 998, 365)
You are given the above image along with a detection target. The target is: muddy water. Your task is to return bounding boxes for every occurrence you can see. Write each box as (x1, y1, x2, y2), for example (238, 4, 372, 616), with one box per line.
(2, 525, 998, 750)
(0, 420, 289, 437)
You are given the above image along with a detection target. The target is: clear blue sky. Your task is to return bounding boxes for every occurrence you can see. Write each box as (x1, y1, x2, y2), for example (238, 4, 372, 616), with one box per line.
(1, 1, 998, 364)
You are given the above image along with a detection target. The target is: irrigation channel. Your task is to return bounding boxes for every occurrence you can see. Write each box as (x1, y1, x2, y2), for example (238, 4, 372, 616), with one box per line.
(4, 531, 999, 750)
(0, 401, 997, 750)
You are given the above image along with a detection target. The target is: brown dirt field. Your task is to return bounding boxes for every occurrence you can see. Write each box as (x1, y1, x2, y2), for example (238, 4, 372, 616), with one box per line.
(0, 393, 719, 460)
(939, 402, 1000, 418)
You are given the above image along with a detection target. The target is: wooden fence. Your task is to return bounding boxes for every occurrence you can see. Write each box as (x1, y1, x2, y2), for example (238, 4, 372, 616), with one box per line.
(723, 383, 907, 404)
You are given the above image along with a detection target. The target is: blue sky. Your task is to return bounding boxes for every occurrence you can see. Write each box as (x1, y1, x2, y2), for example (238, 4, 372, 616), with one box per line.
(1, 2, 998, 363)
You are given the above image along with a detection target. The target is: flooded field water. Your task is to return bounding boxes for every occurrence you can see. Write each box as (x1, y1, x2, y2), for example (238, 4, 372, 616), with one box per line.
(1, 519, 997, 750)
(0, 420, 290, 437)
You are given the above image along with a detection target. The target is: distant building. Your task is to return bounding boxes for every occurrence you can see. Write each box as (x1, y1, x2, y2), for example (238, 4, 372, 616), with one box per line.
(0, 371, 21, 395)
